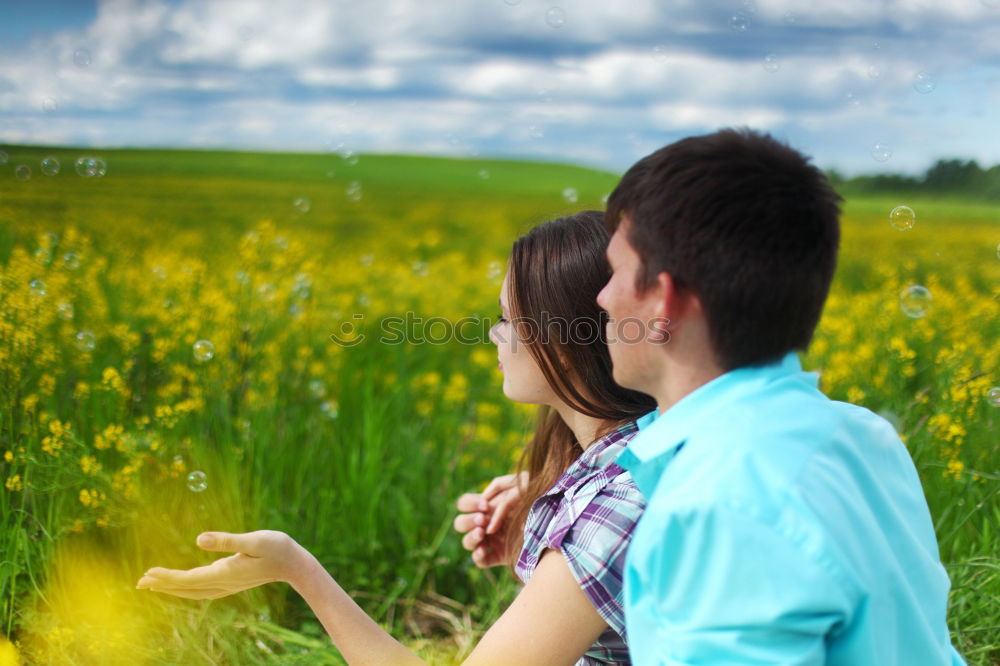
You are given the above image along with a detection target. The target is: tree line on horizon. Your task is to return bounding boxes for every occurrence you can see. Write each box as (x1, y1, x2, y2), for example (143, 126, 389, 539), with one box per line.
(827, 158, 1000, 200)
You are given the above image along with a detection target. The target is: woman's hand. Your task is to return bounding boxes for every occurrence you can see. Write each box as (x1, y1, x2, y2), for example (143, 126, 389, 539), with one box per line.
(136, 530, 309, 600)
(453, 472, 527, 568)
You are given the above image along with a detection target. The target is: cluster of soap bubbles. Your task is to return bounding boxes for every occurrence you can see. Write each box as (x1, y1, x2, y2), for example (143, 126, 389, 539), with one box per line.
(292, 197, 310, 213)
(75, 157, 107, 178)
(562, 187, 578, 203)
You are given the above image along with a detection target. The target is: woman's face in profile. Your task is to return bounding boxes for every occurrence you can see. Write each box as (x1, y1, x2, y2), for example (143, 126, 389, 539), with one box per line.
(490, 271, 557, 406)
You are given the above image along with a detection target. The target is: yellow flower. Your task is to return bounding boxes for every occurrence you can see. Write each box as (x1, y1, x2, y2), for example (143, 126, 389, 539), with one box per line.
(3, 451, 12, 463)
(5, 475, 22, 492)
(80, 456, 101, 476)
(945, 458, 965, 480)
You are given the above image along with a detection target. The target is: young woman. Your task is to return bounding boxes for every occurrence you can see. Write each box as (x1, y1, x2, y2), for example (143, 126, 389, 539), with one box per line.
(137, 211, 657, 665)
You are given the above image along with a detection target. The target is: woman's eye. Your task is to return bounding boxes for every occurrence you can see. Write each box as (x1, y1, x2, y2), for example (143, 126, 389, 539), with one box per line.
(497, 312, 507, 323)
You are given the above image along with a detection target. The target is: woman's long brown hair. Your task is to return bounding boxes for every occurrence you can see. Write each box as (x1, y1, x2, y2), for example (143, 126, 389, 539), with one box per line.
(502, 211, 657, 575)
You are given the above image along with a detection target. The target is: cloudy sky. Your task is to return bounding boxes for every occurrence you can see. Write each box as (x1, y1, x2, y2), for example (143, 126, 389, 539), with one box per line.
(1, 0, 999, 174)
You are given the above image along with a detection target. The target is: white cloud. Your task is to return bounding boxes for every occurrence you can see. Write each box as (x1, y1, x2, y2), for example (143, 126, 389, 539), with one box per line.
(0, 0, 998, 174)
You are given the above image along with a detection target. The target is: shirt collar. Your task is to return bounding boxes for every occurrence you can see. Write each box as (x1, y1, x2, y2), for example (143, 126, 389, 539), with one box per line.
(617, 351, 812, 495)
(542, 419, 639, 497)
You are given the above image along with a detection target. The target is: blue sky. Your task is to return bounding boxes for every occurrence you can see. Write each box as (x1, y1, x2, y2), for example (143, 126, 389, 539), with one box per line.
(1, 0, 999, 174)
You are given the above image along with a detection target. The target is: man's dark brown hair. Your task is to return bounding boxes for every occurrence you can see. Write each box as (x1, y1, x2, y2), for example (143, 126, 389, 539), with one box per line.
(606, 127, 842, 371)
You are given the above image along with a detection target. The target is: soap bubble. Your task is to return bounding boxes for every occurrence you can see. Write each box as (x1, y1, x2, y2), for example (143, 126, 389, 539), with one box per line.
(487, 260, 503, 281)
(75, 330, 96, 352)
(562, 187, 578, 203)
(762, 53, 780, 72)
(0, 151, 7, 165)
(15, 165, 31, 180)
(504, 0, 521, 4)
(73, 48, 91, 66)
(193, 339, 215, 362)
(41, 98, 58, 113)
(478, 169, 490, 179)
(867, 64, 881, 80)
(257, 283, 276, 301)
(899, 285, 931, 318)
(871, 141, 892, 163)
(75, 156, 107, 178)
(347, 181, 362, 202)
(729, 13, 750, 32)
(987, 387, 1000, 407)
(528, 125, 544, 140)
(151, 265, 168, 280)
(63, 252, 80, 270)
(889, 205, 915, 231)
(336, 146, 359, 166)
(40, 157, 60, 176)
(412, 260, 429, 276)
(29, 279, 46, 296)
(360, 253, 374, 267)
(34, 248, 51, 265)
(57, 301, 74, 320)
(545, 7, 566, 28)
(913, 71, 936, 94)
(996, 242, 1000, 260)
(782, 10, 796, 23)
(741, 0, 758, 14)
(292, 197, 311, 213)
(309, 380, 327, 399)
(320, 400, 340, 419)
(651, 45, 668, 62)
(844, 91, 861, 107)
(186, 470, 208, 492)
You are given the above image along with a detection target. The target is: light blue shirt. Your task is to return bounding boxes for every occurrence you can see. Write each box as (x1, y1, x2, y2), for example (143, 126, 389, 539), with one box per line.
(617, 352, 966, 665)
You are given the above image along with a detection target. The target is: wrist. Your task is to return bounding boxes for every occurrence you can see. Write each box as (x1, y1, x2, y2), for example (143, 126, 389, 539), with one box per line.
(287, 541, 322, 592)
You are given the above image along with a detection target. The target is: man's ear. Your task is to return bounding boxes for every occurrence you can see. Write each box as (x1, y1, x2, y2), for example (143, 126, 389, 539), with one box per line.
(652, 271, 674, 320)
(657, 271, 705, 327)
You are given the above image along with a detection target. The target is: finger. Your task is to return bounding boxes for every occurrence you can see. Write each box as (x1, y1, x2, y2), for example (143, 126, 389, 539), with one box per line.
(455, 493, 486, 513)
(461, 527, 484, 552)
(472, 544, 501, 569)
(480, 474, 516, 502)
(140, 584, 234, 600)
(196, 531, 263, 554)
(486, 494, 517, 534)
(453, 512, 486, 534)
(141, 559, 237, 587)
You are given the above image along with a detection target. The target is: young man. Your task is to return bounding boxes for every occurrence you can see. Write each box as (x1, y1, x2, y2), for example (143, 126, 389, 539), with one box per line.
(596, 128, 966, 665)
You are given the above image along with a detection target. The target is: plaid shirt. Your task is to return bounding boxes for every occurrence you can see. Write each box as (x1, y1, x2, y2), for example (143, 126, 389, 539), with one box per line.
(515, 419, 646, 665)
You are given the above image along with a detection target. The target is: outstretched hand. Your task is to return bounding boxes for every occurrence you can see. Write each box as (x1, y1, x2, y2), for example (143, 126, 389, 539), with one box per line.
(453, 472, 527, 568)
(136, 530, 307, 600)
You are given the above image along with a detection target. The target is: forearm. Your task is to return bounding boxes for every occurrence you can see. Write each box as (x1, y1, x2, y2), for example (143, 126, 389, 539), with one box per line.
(290, 549, 427, 666)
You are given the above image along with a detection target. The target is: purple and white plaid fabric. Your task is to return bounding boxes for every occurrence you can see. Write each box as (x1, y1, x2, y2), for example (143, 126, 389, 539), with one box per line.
(515, 420, 645, 665)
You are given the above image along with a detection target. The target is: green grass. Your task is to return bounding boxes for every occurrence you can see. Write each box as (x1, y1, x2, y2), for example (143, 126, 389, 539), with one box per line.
(0, 145, 997, 664)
